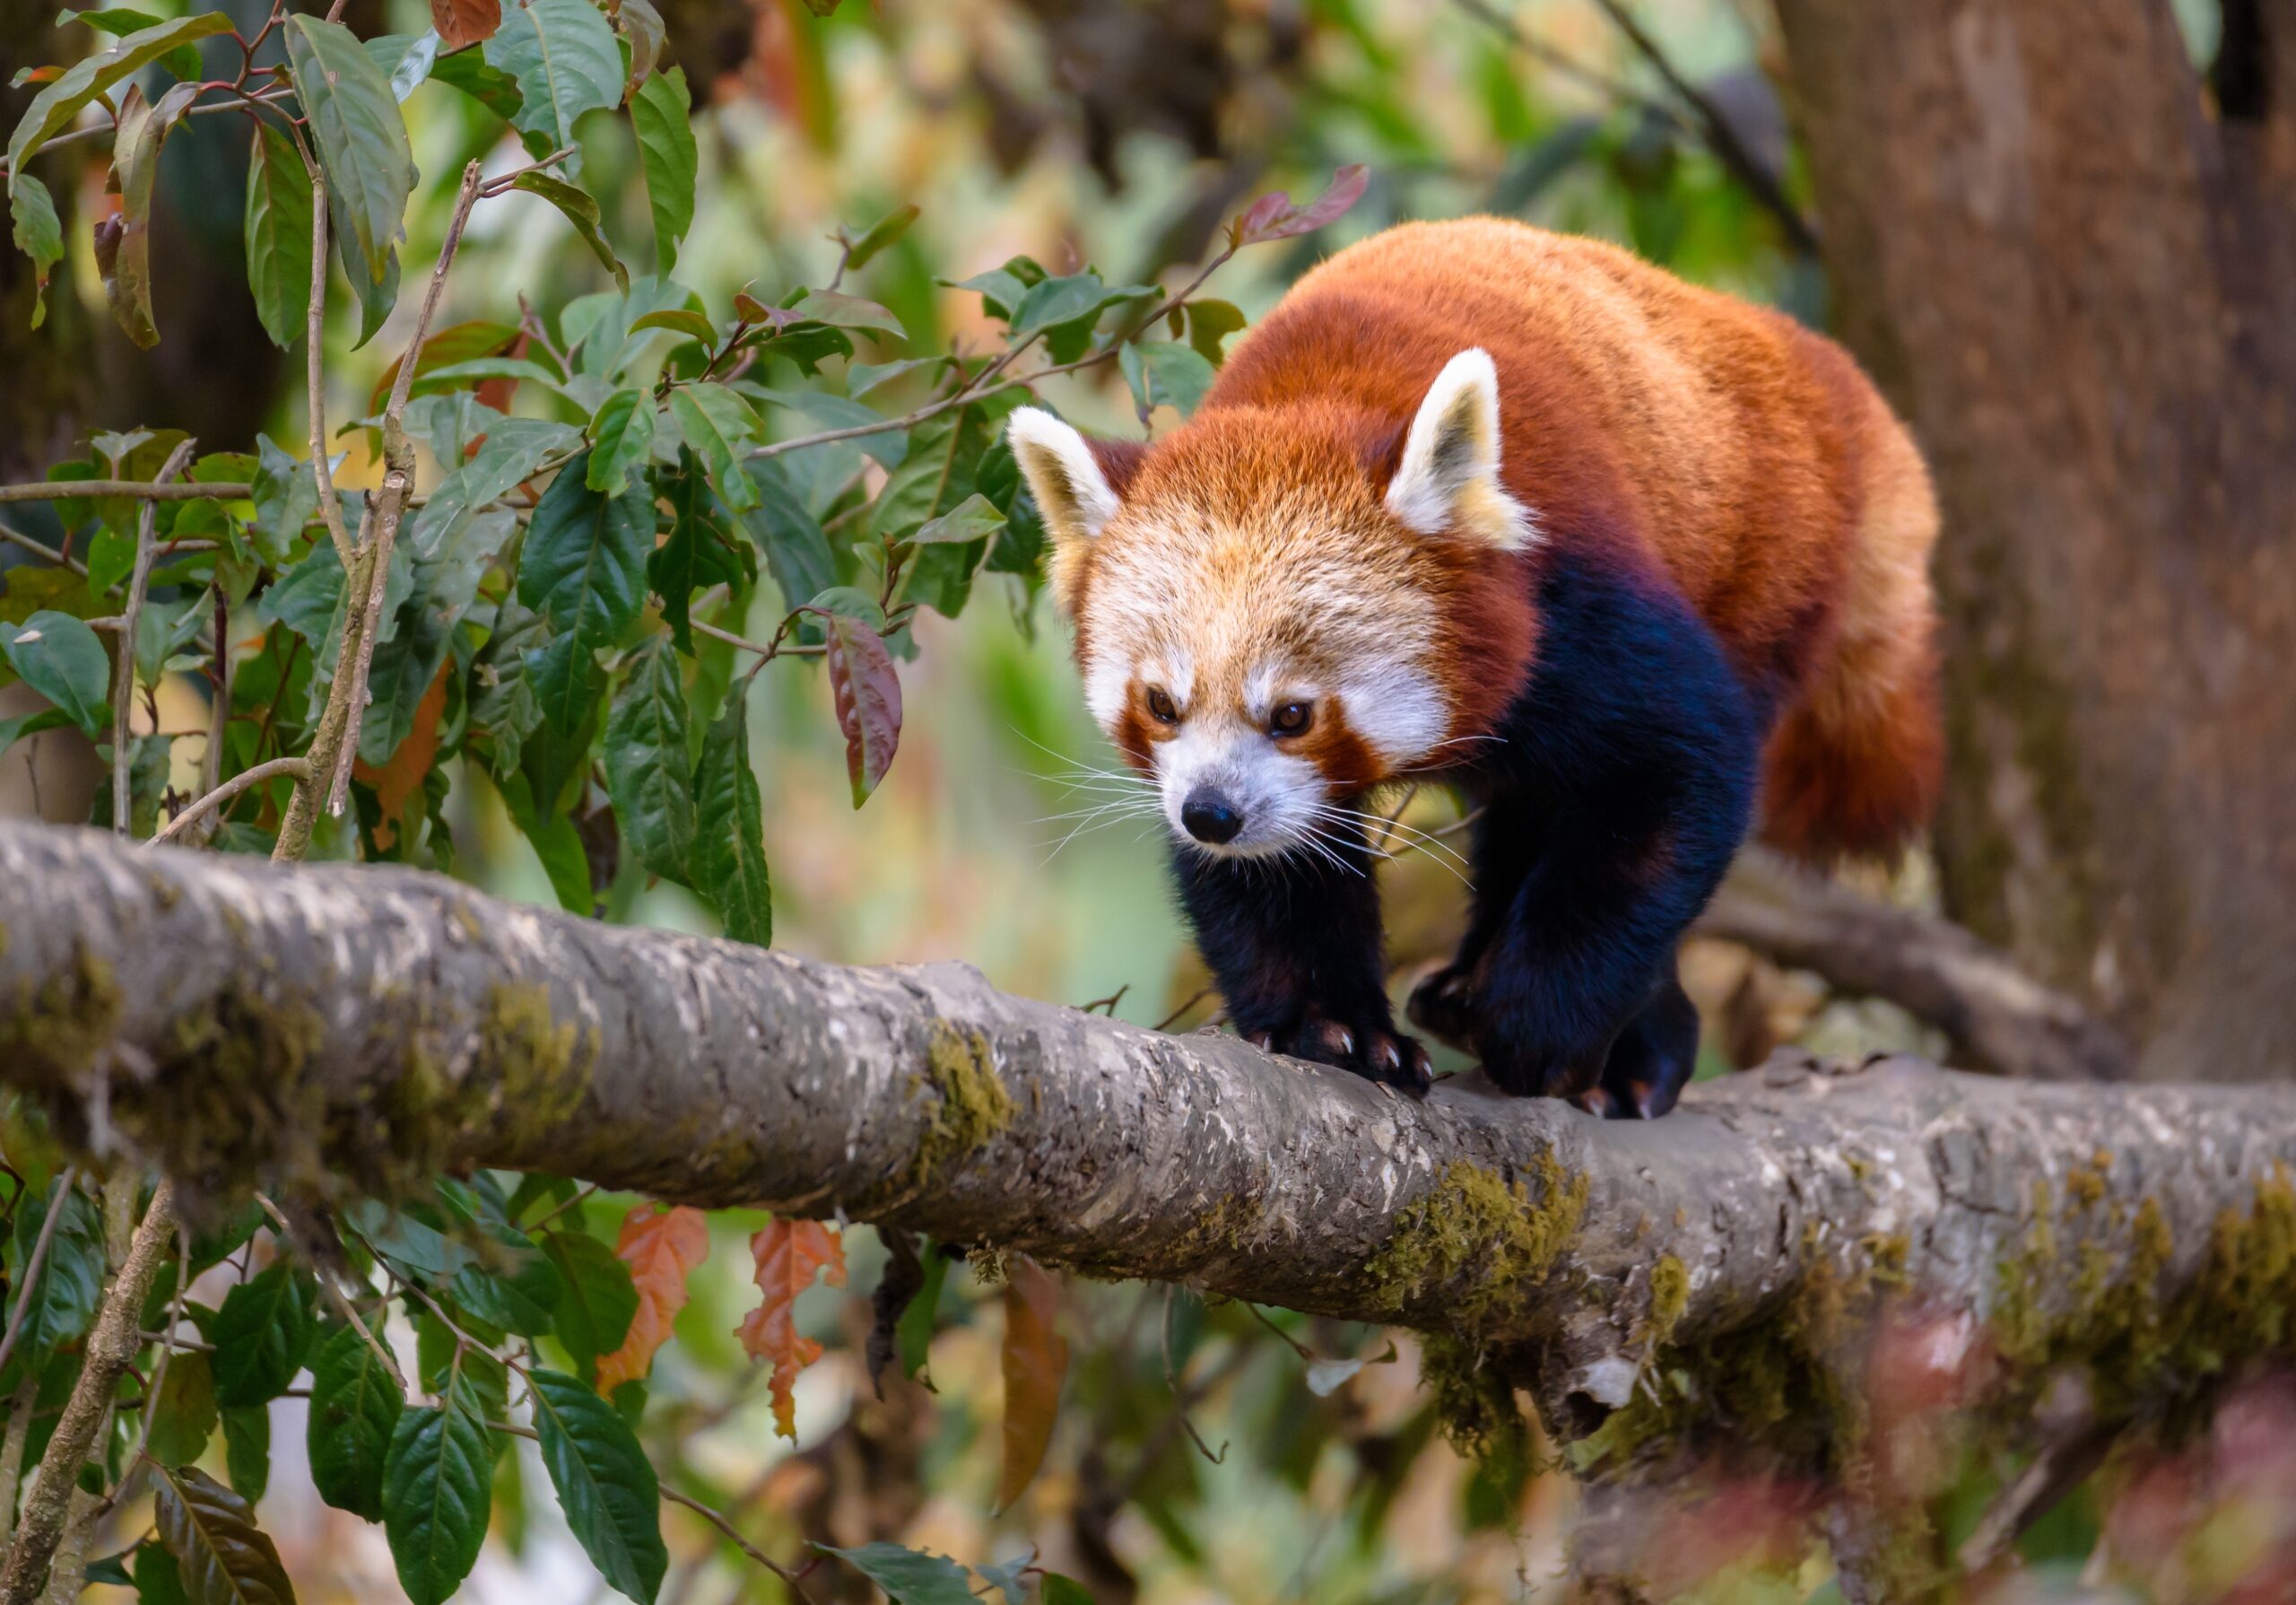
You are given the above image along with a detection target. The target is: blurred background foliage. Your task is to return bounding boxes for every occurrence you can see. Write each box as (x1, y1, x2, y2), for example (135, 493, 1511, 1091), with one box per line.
(4, 1, 2287, 1602)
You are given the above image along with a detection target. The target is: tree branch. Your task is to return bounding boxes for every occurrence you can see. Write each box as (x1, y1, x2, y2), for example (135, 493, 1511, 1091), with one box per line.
(0, 1176, 174, 1605)
(110, 441, 196, 836)
(1694, 849, 2134, 1081)
(4, 817, 2293, 1506)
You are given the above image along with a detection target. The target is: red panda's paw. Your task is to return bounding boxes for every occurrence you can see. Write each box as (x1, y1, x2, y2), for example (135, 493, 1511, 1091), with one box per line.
(1250, 1008, 1433, 1095)
(1405, 962, 1483, 1053)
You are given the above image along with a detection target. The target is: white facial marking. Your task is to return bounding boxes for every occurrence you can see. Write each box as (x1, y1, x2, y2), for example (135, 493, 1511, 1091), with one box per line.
(1083, 651, 1129, 728)
(1153, 715, 1326, 859)
(1338, 663, 1446, 767)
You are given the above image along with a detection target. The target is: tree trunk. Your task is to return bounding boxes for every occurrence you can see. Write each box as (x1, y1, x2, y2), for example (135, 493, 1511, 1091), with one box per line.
(1770, 0, 2296, 1081)
(4, 817, 2294, 1518)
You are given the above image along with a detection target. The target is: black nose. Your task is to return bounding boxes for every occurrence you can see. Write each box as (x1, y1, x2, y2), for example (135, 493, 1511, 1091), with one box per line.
(1181, 787, 1245, 844)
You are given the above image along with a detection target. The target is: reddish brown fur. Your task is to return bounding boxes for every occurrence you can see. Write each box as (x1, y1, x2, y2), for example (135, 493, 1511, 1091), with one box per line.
(1162, 218, 1944, 859)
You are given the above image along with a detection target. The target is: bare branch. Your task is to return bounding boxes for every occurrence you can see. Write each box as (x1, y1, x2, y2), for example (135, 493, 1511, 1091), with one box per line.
(301, 157, 355, 569)
(144, 756, 312, 850)
(111, 440, 197, 836)
(0, 1180, 175, 1605)
(1694, 849, 2134, 1081)
(0, 481, 246, 509)
(0, 1167, 77, 1383)
(0, 522, 86, 575)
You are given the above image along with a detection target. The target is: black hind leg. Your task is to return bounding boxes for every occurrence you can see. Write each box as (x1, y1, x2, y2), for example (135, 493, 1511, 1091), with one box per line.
(1575, 965, 1701, 1121)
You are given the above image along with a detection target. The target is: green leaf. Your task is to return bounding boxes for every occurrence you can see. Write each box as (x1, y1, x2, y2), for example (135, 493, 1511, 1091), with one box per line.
(248, 435, 319, 565)
(4, 12, 234, 252)
(873, 408, 989, 617)
(510, 170, 628, 290)
(447, 1232, 563, 1336)
(787, 288, 905, 338)
(665, 383, 764, 511)
(152, 1465, 297, 1605)
(0, 1180, 104, 1390)
(1184, 298, 1247, 365)
(818, 1542, 978, 1605)
(382, 1384, 491, 1605)
(628, 308, 716, 345)
(839, 202, 917, 273)
(586, 389, 655, 495)
(528, 1369, 667, 1604)
(3, 610, 110, 737)
(1039, 1576, 1095, 1605)
(740, 459, 838, 613)
(541, 1230, 639, 1384)
(517, 456, 655, 733)
(369, 29, 439, 100)
(629, 66, 694, 272)
(346, 241, 403, 352)
(221, 1404, 270, 1504)
(0, 706, 71, 757)
(430, 44, 525, 123)
(7, 171, 62, 327)
(358, 505, 517, 766)
(604, 636, 697, 885)
(1118, 340, 1217, 419)
(402, 415, 580, 558)
(146, 1349, 218, 1469)
(208, 1261, 317, 1409)
(243, 121, 315, 351)
(308, 1322, 404, 1522)
(131, 1540, 192, 1605)
(908, 492, 1004, 545)
(693, 702, 770, 946)
(283, 15, 418, 301)
(893, 1239, 946, 1383)
(483, 0, 622, 169)
(1007, 272, 1110, 339)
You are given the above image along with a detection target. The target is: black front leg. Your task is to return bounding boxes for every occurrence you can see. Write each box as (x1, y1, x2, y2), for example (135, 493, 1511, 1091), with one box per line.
(1172, 824, 1431, 1092)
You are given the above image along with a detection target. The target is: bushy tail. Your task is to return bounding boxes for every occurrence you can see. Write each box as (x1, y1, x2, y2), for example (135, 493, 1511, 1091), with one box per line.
(1758, 402, 1944, 865)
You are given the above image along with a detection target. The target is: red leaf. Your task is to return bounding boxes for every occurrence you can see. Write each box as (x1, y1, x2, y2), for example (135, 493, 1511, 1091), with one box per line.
(595, 1204, 709, 1395)
(995, 1254, 1068, 1512)
(1231, 164, 1369, 248)
(824, 614, 900, 808)
(430, 0, 501, 48)
(735, 1218, 847, 1439)
(351, 661, 449, 851)
(365, 318, 519, 415)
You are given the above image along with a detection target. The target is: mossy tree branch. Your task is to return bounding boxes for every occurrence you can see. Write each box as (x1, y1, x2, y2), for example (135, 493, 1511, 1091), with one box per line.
(2, 819, 2293, 1540)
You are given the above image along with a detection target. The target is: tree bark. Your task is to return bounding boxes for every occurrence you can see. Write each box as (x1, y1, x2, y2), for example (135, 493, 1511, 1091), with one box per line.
(3, 818, 2293, 1497)
(1770, 0, 2296, 1080)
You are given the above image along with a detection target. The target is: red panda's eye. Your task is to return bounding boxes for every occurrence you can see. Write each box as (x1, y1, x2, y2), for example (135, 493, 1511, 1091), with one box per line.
(1145, 687, 1178, 724)
(1270, 701, 1313, 737)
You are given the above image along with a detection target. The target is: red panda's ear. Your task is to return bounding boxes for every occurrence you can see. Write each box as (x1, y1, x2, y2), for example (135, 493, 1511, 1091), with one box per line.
(1007, 408, 1129, 549)
(1384, 349, 1537, 551)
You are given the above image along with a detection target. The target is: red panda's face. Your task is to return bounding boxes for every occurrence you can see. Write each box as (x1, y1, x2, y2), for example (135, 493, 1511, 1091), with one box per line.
(1008, 350, 1535, 861)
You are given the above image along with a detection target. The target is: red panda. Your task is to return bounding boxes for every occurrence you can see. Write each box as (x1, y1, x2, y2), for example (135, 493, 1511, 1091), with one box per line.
(1008, 217, 1941, 1117)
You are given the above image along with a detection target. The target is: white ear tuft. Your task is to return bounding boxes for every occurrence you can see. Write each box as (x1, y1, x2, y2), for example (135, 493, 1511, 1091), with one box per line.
(1007, 407, 1122, 549)
(1384, 349, 1537, 550)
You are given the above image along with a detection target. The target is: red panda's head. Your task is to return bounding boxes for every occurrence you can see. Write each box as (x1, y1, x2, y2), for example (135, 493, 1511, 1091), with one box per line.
(1008, 349, 1538, 859)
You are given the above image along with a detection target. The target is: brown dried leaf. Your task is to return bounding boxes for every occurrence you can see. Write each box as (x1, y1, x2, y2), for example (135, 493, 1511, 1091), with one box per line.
(735, 1217, 847, 1439)
(594, 1204, 709, 1395)
(430, 0, 501, 49)
(996, 1253, 1069, 1511)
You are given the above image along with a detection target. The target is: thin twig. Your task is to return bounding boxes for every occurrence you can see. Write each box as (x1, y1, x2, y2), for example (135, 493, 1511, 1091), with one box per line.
(0, 1179, 176, 1605)
(92, 1224, 191, 1522)
(660, 1486, 820, 1602)
(112, 441, 197, 834)
(1161, 1286, 1229, 1464)
(323, 158, 489, 818)
(1152, 987, 1214, 1033)
(0, 85, 295, 182)
(0, 481, 246, 507)
(257, 1192, 403, 1386)
(689, 616, 822, 660)
(1579, 0, 1820, 253)
(0, 521, 85, 574)
(300, 156, 354, 568)
(0, 1168, 78, 1383)
(145, 756, 310, 850)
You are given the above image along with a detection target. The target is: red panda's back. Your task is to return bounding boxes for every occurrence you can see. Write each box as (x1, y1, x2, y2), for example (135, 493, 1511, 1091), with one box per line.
(1207, 217, 1942, 859)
